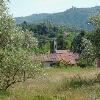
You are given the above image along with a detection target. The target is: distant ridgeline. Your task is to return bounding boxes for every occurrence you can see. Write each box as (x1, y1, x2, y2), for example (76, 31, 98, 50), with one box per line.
(15, 6, 100, 30)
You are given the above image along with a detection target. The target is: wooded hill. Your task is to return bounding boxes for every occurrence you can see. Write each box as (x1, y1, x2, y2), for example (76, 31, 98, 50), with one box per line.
(15, 6, 100, 30)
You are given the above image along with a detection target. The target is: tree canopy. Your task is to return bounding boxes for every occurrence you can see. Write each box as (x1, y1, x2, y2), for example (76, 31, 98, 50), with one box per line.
(0, 0, 41, 91)
(89, 14, 100, 58)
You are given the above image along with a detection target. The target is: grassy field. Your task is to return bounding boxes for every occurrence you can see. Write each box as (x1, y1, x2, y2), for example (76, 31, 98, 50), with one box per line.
(0, 67, 100, 100)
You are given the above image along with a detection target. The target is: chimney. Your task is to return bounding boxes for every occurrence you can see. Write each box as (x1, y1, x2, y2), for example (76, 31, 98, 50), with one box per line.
(50, 38, 57, 53)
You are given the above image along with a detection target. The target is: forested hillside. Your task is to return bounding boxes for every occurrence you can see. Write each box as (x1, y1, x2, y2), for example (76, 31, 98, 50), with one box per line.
(15, 6, 100, 30)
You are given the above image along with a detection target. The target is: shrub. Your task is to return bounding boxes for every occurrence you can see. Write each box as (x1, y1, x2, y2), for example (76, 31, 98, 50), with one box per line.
(52, 60, 73, 68)
(77, 38, 96, 68)
(57, 74, 100, 91)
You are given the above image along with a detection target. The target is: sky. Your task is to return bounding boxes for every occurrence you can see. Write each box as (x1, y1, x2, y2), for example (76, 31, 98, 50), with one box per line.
(9, 0, 100, 17)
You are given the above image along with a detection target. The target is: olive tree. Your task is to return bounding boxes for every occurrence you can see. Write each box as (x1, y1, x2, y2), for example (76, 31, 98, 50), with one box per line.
(89, 14, 100, 67)
(0, 0, 41, 91)
(77, 38, 96, 67)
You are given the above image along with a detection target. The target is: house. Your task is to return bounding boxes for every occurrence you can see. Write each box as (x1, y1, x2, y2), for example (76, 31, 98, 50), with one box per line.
(96, 58, 100, 67)
(32, 38, 79, 67)
(32, 51, 78, 67)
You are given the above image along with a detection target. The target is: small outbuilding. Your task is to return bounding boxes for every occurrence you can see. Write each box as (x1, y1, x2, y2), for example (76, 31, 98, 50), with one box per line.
(32, 38, 78, 67)
(32, 50, 78, 67)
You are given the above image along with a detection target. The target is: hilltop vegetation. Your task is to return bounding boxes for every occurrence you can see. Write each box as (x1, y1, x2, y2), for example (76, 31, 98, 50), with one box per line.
(15, 6, 100, 30)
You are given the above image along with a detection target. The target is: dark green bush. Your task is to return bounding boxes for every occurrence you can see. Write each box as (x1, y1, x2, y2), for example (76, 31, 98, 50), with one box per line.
(52, 60, 73, 68)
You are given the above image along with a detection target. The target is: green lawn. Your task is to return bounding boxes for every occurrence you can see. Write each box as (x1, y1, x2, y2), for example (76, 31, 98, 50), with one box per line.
(0, 67, 100, 100)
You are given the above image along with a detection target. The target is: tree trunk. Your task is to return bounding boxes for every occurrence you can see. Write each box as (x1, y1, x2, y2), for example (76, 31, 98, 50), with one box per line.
(96, 58, 100, 67)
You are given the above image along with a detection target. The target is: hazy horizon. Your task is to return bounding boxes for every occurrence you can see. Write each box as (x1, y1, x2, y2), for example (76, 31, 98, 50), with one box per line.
(9, 0, 100, 17)
(14, 6, 100, 18)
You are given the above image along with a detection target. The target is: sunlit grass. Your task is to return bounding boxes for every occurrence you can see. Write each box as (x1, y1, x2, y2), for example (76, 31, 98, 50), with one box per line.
(0, 67, 100, 100)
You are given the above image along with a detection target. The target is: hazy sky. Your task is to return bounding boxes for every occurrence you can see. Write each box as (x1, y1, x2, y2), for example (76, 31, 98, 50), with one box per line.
(9, 0, 100, 17)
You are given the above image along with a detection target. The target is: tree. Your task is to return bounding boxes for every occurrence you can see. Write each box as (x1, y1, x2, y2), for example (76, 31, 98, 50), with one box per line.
(20, 21, 29, 31)
(89, 14, 100, 67)
(57, 35, 64, 50)
(0, 0, 41, 91)
(71, 30, 85, 54)
(77, 38, 96, 67)
(71, 30, 97, 67)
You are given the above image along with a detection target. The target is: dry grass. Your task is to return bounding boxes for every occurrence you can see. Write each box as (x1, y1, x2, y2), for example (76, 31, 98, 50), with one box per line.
(0, 67, 100, 100)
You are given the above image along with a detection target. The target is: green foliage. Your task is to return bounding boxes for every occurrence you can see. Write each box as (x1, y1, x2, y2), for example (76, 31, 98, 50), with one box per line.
(0, 0, 41, 91)
(52, 61, 73, 68)
(57, 35, 64, 49)
(0, 90, 10, 98)
(19, 22, 79, 51)
(33, 95, 52, 100)
(71, 30, 97, 67)
(77, 38, 96, 67)
(20, 22, 68, 51)
(15, 6, 100, 30)
(64, 32, 78, 49)
(35, 42, 50, 54)
(58, 74, 100, 91)
(89, 14, 100, 28)
(71, 31, 85, 54)
(89, 14, 100, 58)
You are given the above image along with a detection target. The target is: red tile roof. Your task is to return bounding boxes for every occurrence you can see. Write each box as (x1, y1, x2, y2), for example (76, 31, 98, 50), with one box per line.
(32, 50, 79, 64)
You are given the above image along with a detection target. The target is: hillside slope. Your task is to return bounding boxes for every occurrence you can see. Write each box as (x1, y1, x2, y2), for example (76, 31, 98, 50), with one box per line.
(15, 6, 100, 30)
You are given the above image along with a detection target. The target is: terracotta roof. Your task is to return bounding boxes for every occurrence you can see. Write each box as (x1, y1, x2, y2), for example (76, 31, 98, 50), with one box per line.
(32, 50, 79, 64)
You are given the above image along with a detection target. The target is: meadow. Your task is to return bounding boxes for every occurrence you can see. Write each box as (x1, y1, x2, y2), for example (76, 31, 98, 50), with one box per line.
(0, 67, 100, 100)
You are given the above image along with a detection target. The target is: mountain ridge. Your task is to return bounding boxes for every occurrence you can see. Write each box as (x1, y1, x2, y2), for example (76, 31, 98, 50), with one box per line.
(15, 6, 100, 30)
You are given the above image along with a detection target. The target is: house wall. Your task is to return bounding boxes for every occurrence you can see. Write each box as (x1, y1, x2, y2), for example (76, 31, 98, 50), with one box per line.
(43, 61, 53, 67)
(97, 58, 100, 67)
